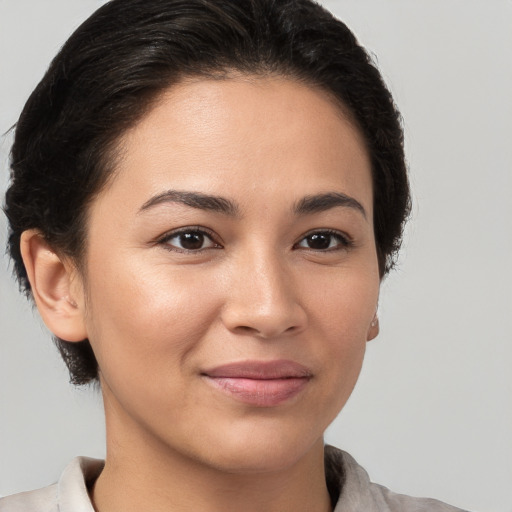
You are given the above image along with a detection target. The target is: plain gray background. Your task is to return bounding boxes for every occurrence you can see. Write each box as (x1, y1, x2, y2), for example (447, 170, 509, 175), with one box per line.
(1, 1, 511, 511)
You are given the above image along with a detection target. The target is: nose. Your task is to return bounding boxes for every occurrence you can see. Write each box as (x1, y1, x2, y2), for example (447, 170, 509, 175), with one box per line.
(220, 250, 308, 339)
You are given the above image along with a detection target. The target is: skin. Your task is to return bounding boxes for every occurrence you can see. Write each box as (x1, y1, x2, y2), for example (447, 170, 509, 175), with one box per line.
(22, 76, 380, 512)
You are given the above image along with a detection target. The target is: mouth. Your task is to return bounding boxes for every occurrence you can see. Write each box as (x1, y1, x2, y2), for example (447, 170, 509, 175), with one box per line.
(201, 360, 312, 407)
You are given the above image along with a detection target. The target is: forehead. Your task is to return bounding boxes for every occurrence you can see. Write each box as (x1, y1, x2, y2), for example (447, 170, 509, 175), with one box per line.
(98, 76, 373, 217)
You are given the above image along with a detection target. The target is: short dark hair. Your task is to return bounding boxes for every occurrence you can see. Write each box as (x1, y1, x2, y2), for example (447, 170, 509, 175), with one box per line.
(4, 0, 410, 385)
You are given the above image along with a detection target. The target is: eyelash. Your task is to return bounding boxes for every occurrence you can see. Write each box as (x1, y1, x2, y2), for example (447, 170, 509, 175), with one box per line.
(157, 227, 353, 253)
(294, 229, 354, 252)
(157, 226, 221, 253)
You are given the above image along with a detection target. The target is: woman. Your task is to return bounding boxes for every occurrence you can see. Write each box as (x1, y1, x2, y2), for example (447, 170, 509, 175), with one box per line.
(2, 0, 468, 510)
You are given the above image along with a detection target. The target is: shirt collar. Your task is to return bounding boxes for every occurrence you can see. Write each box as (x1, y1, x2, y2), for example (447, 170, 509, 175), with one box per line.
(57, 447, 379, 512)
(58, 457, 103, 512)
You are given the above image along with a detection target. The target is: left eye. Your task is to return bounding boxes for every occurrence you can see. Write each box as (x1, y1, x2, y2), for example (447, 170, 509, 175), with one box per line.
(296, 231, 349, 251)
(162, 230, 218, 251)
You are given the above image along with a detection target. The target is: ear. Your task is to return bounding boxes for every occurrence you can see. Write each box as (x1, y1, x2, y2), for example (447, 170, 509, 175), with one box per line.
(20, 230, 88, 342)
(367, 313, 379, 341)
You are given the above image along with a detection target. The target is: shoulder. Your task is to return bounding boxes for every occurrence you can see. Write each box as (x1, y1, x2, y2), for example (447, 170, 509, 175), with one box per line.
(325, 445, 470, 512)
(0, 457, 103, 512)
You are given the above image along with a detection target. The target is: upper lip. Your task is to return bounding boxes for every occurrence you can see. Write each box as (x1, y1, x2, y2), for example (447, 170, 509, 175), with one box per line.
(202, 360, 312, 380)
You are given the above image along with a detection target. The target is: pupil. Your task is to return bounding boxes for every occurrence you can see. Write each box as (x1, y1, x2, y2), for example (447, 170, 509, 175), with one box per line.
(308, 233, 330, 249)
(180, 232, 204, 250)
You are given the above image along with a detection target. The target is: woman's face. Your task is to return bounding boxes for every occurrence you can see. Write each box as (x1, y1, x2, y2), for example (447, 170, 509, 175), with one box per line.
(76, 77, 380, 472)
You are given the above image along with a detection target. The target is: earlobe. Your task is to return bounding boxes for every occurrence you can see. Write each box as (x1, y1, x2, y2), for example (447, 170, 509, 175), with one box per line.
(367, 314, 379, 341)
(20, 230, 88, 342)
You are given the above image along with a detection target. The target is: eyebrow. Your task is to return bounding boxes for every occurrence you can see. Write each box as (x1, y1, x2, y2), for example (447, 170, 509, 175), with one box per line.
(294, 192, 367, 219)
(139, 190, 240, 216)
(139, 189, 366, 219)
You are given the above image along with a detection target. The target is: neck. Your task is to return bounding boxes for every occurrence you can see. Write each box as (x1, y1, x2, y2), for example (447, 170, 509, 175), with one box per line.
(91, 406, 332, 512)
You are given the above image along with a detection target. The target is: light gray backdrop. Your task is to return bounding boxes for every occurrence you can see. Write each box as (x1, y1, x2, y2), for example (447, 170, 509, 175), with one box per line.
(1, 1, 511, 511)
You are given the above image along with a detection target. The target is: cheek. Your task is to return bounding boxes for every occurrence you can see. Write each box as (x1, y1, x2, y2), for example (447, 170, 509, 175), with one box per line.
(306, 265, 379, 340)
(82, 252, 221, 378)
(302, 266, 378, 409)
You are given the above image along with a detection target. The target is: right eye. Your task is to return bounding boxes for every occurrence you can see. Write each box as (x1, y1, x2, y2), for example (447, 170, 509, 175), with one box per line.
(159, 228, 221, 252)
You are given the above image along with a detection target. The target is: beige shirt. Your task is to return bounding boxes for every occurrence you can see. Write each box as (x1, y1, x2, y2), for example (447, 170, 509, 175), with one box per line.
(0, 446, 469, 511)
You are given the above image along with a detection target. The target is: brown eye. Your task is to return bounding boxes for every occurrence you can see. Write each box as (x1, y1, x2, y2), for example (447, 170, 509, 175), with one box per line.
(305, 233, 331, 250)
(162, 229, 218, 252)
(178, 232, 205, 250)
(296, 231, 350, 251)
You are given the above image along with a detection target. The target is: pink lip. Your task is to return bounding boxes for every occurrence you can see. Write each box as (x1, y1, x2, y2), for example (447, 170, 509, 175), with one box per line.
(201, 360, 312, 407)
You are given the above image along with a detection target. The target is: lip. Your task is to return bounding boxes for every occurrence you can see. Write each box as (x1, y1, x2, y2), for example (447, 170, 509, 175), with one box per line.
(201, 360, 312, 407)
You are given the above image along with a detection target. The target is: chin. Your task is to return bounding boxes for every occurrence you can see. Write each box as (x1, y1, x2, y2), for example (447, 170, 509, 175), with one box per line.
(190, 422, 324, 474)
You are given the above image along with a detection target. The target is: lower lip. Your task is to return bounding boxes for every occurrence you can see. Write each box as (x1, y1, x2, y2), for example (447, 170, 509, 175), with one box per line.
(204, 376, 310, 407)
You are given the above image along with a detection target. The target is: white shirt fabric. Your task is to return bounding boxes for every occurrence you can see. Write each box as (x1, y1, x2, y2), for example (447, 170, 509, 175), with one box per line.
(0, 446, 469, 511)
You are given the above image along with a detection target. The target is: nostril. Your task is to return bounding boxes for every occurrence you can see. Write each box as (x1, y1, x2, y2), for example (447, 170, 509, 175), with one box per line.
(233, 323, 300, 338)
(221, 299, 308, 339)
(237, 325, 257, 334)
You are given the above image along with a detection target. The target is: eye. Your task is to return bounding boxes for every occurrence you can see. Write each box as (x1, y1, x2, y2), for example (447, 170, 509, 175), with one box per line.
(295, 230, 352, 251)
(159, 228, 220, 252)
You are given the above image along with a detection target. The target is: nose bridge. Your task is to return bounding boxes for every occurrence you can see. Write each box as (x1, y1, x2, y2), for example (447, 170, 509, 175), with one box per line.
(252, 249, 291, 308)
(222, 243, 306, 337)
